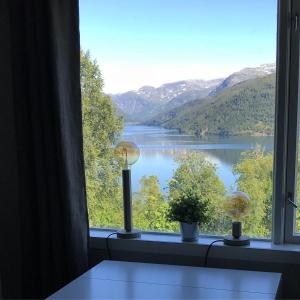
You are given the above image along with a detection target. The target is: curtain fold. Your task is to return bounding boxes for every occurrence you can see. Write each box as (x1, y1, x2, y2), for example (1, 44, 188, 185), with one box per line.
(1, 0, 89, 298)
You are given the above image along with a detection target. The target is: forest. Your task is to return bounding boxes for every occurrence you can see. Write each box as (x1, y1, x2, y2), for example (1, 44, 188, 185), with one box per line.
(147, 75, 276, 137)
(81, 50, 300, 237)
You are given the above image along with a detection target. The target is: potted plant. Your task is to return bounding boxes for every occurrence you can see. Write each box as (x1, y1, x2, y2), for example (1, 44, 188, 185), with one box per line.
(167, 191, 209, 242)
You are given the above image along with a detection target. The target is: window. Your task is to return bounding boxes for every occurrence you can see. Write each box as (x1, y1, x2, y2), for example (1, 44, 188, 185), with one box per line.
(80, 0, 300, 243)
(281, 0, 300, 243)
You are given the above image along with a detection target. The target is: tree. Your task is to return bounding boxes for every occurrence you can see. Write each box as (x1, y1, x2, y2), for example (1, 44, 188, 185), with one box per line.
(233, 146, 300, 237)
(168, 153, 226, 233)
(233, 146, 273, 237)
(133, 176, 176, 232)
(81, 49, 124, 227)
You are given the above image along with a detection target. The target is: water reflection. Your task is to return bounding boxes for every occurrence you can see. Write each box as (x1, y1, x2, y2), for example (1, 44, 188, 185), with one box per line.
(121, 125, 274, 192)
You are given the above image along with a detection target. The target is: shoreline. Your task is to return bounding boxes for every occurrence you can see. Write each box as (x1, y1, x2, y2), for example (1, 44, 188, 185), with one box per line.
(125, 123, 274, 139)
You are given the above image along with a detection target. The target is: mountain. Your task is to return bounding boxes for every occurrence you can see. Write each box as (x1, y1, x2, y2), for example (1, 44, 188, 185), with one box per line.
(136, 79, 223, 102)
(111, 63, 276, 124)
(112, 91, 155, 117)
(111, 79, 223, 121)
(210, 63, 275, 96)
(146, 74, 276, 137)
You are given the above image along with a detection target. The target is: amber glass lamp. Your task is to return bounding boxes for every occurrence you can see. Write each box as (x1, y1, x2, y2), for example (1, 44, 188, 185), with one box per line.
(224, 191, 250, 246)
(115, 141, 141, 239)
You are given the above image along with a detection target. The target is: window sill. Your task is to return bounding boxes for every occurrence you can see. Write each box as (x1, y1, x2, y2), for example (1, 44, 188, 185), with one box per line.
(90, 228, 300, 264)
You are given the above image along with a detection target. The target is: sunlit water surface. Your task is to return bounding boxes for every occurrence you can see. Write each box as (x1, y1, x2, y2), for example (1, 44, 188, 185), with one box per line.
(121, 125, 273, 193)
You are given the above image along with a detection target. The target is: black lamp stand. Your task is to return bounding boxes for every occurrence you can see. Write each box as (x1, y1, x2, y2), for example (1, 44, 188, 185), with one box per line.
(224, 221, 250, 246)
(117, 169, 141, 239)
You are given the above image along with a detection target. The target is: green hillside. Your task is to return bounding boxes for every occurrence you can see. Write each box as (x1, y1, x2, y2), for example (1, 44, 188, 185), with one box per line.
(146, 74, 275, 137)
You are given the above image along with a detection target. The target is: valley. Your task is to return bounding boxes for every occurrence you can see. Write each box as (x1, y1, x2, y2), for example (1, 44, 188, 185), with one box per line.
(111, 63, 276, 137)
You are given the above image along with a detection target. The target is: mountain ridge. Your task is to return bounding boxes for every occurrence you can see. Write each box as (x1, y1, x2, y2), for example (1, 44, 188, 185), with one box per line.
(110, 63, 276, 123)
(111, 78, 224, 121)
(210, 63, 276, 96)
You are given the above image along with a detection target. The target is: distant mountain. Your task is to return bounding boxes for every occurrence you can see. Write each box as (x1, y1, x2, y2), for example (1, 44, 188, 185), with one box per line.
(111, 63, 276, 124)
(210, 63, 275, 96)
(111, 79, 223, 121)
(146, 74, 276, 137)
(137, 79, 223, 102)
(112, 91, 155, 117)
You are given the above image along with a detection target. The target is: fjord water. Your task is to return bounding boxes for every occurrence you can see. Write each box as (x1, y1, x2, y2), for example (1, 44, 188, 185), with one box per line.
(122, 125, 274, 193)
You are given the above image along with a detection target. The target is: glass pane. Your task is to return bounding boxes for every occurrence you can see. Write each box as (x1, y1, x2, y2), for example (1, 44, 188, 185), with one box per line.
(80, 0, 277, 238)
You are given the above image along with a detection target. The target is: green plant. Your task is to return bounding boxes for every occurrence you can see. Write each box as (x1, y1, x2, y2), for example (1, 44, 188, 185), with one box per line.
(167, 190, 210, 225)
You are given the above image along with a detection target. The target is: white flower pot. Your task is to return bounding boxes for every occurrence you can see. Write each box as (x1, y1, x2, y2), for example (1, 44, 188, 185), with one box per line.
(180, 222, 199, 242)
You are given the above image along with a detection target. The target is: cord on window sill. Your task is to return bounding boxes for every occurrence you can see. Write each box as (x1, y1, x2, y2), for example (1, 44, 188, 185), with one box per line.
(105, 232, 118, 260)
(106, 233, 223, 264)
(204, 239, 224, 267)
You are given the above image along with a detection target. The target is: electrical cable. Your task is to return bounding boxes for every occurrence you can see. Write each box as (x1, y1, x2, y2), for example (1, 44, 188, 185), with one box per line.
(105, 232, 118, 260)
(204, 239, 224, 267)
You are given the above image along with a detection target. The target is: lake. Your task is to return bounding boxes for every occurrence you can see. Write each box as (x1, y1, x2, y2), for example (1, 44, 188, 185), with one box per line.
(121, 125, 274, 193)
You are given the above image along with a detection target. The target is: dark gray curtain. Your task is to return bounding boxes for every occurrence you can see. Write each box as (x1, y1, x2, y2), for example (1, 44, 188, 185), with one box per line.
(0, 0, 89, 298)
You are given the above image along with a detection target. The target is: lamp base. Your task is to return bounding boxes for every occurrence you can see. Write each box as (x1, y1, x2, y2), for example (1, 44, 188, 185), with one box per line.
(223, 235, 250, 246)
(117, 229, 141, 239)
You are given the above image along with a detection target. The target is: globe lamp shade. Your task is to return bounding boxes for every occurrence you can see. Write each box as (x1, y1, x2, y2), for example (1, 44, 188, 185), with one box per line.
(115, 141, 140, 169)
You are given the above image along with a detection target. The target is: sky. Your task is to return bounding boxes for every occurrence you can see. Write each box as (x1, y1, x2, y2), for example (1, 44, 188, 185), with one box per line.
(79, 0, 277, 94)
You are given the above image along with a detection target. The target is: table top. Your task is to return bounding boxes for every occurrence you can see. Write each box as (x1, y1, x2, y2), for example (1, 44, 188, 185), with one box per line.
(49, 260, 282, 299)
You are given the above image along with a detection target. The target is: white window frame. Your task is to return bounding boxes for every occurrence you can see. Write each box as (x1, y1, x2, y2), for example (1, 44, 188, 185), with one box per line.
(272, 0, 291, 244)
(284, 0, 300, 243)
(273, 0, 300, 244)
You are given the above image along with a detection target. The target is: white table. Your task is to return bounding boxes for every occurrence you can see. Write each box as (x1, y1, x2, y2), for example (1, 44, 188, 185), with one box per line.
(49, 260, 282, 299)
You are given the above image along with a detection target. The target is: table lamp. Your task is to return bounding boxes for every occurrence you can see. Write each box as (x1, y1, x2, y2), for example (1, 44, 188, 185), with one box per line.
(223, 191, 250, 246)
(115, 141, 141, 239)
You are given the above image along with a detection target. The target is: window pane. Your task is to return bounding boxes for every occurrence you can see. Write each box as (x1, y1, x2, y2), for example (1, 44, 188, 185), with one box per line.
(80, 0, 277, 237)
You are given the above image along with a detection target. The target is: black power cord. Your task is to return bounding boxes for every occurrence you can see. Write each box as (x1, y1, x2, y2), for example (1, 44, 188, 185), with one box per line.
(204, 239, 224, 267)
(105, 232, 118, 260)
